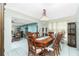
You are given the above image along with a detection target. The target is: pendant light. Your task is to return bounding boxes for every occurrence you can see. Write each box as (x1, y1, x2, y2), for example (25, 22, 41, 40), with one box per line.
(40, 9, 49, 21)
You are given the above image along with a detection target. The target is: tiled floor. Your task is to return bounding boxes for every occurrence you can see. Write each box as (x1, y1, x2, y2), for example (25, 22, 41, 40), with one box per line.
(5, 38, 79, 56)
(60, 42, 79, 56)
(5, 38, 28, 56)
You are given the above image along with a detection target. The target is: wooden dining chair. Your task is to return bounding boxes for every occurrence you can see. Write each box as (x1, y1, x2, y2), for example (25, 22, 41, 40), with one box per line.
(48, 32, 54, 37)
(34, 32, 39, 38)
(27, 32, 45, 56)
(44, 32, 63, 56)
(48, 32, 55, 41)
(52, 32, 63, 56)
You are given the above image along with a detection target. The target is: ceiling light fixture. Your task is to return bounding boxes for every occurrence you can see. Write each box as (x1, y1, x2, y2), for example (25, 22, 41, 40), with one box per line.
(40, 9, 49, 21)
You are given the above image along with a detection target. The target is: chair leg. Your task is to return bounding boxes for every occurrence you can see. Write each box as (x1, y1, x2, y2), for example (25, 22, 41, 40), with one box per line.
(55, 47, 59, 56)
(57, 48, 59, 56)
(58, 45, 61, 55)
(53, 47, 60, 56)
(52, 50, 55, 56)
(58, 47, 60, 55)
(59, 44, 61, 51)
(54, 48, 57, 56)
(28, 51, 30, 56)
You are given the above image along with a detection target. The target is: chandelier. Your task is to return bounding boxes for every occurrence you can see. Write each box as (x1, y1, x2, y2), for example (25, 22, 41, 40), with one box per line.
(40, 9, 49, 21)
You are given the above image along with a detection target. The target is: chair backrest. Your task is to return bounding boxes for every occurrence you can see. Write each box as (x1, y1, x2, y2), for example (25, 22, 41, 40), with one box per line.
(27, 32, 37, 47)
(57, 32, 63, 43)
(48, 32, 54, 38)
(27, 32, 36, 52)
(34, 32, 39, 38)
(53, 32, 63, 47)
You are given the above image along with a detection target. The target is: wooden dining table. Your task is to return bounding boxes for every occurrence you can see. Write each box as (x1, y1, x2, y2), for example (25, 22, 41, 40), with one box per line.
(34, 36, 54, 47)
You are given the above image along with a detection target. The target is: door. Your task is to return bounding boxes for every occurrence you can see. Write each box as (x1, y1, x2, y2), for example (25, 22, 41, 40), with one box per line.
(68, 22, 76, 47)
(0, 3, 4, 56)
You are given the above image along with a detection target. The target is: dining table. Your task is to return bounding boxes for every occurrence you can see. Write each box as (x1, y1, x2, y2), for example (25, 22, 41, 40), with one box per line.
(34, 36, 54, 47)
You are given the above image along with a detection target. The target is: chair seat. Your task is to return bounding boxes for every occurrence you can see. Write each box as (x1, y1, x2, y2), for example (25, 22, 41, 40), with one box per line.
(36, 49, 42, 54)
(45, 47, 54, 51)
(32, 46, 43, 54)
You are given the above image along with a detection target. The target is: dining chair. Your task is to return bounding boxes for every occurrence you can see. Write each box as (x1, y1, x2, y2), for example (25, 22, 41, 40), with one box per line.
(34, 32, 39, 38)
(44, 32, 63, 56)
(27, 32, 45, 56)
(48, 32, 55, 41)
(53, 32, 63, 56)
(48, 32, 54, 37)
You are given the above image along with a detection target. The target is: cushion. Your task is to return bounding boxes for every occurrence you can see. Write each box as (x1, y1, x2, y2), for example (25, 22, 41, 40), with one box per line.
(45, 47, 54, 51)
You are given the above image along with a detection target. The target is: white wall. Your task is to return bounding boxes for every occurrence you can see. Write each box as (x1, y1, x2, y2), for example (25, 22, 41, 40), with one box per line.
(54, 22, 67, 41)
(75, 7, 79, 49)
(38, 16, 77, 43)
(38, 21, 49, 36)
(4, 8, 29, 55)
(76, 22, 79, 49)
(12, 25, 18, 34)
(38, 20, 68, 41)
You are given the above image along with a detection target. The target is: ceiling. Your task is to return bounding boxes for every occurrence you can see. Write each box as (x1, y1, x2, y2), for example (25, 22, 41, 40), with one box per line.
(5, 3, 79, 25)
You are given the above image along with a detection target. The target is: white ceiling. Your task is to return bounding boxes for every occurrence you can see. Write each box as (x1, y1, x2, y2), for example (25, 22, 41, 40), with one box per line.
(6, 3, 79, 19)
(5, 3, 79, 26)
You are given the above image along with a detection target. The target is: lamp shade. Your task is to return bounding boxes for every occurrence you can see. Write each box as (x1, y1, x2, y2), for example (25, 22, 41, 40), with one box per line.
(40, 16, 49, 21)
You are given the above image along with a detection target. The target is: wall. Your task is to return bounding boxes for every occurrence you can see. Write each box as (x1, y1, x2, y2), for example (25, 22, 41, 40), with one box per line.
(28, 23, 37, 32)
(54, 22, 67, 41)
(4, 8, 29, 55)
(38, 17, 76, 42)
(76, 22, 79, 49)
(38, 21, 49, 36)
(75, 7, 79, 49)
(19, 23, 38, 33)
(12, 25, 18, 34)
(38, 21, 67, 41)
